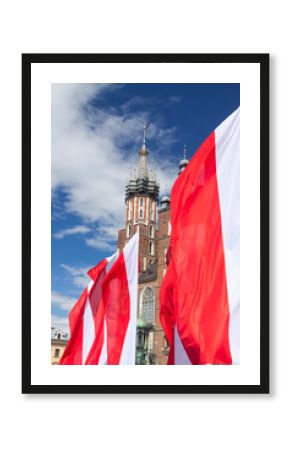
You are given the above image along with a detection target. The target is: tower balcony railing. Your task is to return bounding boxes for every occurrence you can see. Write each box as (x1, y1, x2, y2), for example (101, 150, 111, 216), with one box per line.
(125, 178, 159, 200)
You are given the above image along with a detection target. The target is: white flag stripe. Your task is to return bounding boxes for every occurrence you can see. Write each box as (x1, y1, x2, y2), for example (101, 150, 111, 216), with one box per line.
(82, 280, 95, 364)
(174, 326, 191, 365)
(215, 107, 240, 364)
(98, 321, 108, 364)
(119, 230, 139, 365)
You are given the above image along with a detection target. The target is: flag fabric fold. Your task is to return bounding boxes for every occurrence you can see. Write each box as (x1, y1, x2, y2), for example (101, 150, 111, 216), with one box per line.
(59, 253, 118, 365)
(160, 107, 240, 365)
(59, 230, 139, 365)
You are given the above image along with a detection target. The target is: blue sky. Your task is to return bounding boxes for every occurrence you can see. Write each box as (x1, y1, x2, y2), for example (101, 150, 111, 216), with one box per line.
(51, 83, 240, 332)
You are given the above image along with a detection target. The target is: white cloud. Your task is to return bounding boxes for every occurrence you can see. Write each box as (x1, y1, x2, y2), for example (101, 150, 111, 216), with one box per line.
(51, 291, 77, 311)
(51, 314, 69, 335)
(85, 222, 120, 251)
(169, 95, 182, 103)
(52, 84, 178, 239)
(53, 225, 91, 239)
(51, 291, 77, 337)
(60, 263, 90, 288)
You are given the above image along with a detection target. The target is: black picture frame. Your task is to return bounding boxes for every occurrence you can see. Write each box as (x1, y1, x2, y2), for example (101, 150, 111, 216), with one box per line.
(22, 53, 269, 394)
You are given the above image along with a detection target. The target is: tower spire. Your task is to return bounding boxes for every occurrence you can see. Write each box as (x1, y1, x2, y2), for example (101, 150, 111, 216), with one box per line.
(183, 144, 187, 160)
(138, 123, 149, 178)
(125, 122, 159, 201)
(143, 122, 148, 148)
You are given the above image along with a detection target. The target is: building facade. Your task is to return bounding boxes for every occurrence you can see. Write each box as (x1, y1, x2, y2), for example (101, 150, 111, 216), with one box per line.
(51, 327, 69, 364)
(117, 126, 188, 364)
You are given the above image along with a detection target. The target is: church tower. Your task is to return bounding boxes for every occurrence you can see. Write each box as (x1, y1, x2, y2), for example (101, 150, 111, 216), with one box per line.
(117, 134, 190, 364)
(117, 125, 170, 365)
(120, 124, 159, 266)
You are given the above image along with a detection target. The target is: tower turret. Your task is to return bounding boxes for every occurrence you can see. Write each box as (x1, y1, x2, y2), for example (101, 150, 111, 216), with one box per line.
(178, 144, 189, 174)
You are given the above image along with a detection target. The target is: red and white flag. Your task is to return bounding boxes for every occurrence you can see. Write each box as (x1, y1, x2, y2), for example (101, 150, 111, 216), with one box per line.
(59, 230, 139, 365)
(59, 251, 118, 365)
(86, 230, 139, 365)
(160, 107, 240, 365)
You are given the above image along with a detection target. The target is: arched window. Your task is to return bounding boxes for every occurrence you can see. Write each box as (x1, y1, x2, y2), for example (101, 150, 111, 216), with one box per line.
(140, 287, 155, 323)
(126, 224, 131, 238)
(150, 225, 154, 238)
(149, 241, 154, 256)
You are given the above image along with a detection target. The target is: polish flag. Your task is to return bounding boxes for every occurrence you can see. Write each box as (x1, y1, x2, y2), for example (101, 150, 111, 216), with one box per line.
(59, 251, 118, 365)
(59, 230, 139, 365)
(95, 229, 139, 365)
(160, 107, 240, 365)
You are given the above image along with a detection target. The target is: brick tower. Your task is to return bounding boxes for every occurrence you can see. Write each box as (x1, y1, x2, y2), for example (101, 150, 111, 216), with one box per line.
(117, 127, 189, 364)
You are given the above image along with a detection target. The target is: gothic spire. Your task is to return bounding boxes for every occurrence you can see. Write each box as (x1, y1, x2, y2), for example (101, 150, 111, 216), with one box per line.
(125, 123, 159, 201)
(138, 123, 149, 179)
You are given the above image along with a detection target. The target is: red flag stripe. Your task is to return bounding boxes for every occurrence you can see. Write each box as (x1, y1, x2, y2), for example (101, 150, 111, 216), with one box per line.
(171, 131, 232, 364)
(59, 288, 88, 365)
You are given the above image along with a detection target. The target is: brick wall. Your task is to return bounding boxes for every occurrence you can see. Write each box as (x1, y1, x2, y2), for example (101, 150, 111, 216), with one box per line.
(117, 196, 171, 365)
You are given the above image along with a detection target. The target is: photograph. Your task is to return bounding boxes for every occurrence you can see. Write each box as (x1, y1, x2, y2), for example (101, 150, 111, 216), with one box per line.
(22, 54, 269, 393)
(51, 82, 240, 366)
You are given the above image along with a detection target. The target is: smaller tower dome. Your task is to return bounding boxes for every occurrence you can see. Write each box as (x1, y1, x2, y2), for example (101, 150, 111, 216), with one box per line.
(161, 194, 170, 203)
(178, 144, 189, 174)
(160, 193, 170, 210)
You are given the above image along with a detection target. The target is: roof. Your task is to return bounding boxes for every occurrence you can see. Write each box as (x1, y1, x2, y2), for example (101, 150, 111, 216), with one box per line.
(179, 158, 189, 167)
(51, 327, 69, 340)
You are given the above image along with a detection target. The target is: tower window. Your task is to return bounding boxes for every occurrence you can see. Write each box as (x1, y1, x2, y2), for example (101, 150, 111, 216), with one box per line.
(143, 257, 147, 271)
(164, 248, 167, 262)
(150, 225, 154, 238)
(139, 209, 144, 219)
(140, 287, 155, 323)
(126, 224, 131, 238)
(150, 201, 155, 221)
(54, 348, 60, 358)
(140, 198, 144, 207)
(128, 200, 133, 220)
(149, 241, 154, 256)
